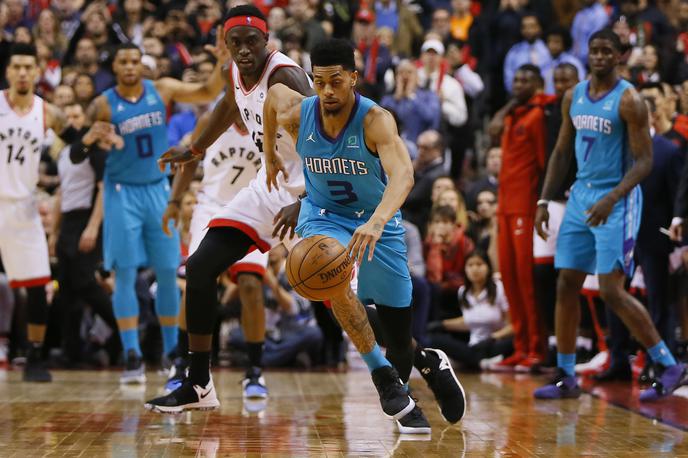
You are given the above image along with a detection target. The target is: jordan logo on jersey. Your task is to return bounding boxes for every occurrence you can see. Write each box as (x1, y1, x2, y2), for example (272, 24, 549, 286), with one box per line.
(304, 156, 369, 176)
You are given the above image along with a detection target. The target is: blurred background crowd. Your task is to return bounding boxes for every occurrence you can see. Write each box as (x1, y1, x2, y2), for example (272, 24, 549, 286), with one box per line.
(1, 0, 687, 384)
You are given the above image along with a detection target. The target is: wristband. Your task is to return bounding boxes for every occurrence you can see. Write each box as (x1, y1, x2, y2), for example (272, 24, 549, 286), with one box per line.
(672, 216, 684, 227)
(536, 199, 549, 207)
(190, 144, 205, 157)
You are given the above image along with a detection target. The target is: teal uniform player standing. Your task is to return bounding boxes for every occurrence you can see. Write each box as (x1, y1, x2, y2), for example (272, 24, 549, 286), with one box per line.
(555, 78, 642, 276)
(295, 93, 412, 308)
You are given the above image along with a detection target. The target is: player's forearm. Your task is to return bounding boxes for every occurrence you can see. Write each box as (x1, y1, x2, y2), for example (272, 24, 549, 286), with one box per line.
(192, 97, 234, 151)
(370, 167, 414, 224)
(608, 154, 652, 202)
(86, 182, 104, 232)
(262, 89, 279, 163)
(169, 161, 199, 202)
(443, 317, 469, 332)
(540, 146, 572, 201)
(51, 191, 63, 237)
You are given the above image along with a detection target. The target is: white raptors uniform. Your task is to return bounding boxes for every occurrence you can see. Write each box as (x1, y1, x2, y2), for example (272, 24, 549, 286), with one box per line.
(0, 92, 51, 288)
(190, 124, 269, 280)
(209, 51, 307, 251)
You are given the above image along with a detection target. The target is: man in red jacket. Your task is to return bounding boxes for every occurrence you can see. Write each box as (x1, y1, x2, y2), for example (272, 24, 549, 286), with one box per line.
(492, 64, 555, 372)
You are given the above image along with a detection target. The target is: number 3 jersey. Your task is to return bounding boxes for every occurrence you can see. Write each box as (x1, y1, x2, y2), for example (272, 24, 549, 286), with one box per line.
(230, 51, 305, 197)
(199, 124, 261, 206)
(296, 93, 394, 219)
(570, 79, 633, 189)
(0, 92, 45, 199)
(103, 79, 168, 184)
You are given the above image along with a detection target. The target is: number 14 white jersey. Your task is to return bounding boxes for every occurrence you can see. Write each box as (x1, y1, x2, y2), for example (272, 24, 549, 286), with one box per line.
(230, 51, 307, 197)
(0, 92, 45, 199)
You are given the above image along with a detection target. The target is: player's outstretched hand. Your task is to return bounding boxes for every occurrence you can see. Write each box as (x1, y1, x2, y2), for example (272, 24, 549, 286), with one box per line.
(266, 153, 289, 192)
(204, 25, 230, 63)
(535, 205, 550, 241)
(347, 218, 384, 263)
(162, 201, 180, 237)
(158, 146, 198, 173)
(586, 194, 616, 227)
(273, 200, 300, 240)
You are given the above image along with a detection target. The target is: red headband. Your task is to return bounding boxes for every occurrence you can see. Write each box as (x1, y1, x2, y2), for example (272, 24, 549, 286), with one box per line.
(224, 16, 268, 34)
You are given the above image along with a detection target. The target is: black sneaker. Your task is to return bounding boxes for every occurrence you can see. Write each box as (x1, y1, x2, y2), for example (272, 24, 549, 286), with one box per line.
(144, 377, 219, 413)
(23, 347, 51, 383)
(120, 349, 146, 385)
(371, 366, 415, 420)
(396, 405, 431, 434)
(417, 348, 466, 423)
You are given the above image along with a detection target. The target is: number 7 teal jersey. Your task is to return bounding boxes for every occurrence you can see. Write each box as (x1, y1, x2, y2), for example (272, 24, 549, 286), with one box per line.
(569, 79, 634, 189)
(103, 80, 168, 184)
(296, 93, 392, 218)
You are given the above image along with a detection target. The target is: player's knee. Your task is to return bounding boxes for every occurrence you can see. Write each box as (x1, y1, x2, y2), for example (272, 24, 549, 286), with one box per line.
(237, 273, 263, 299)
(186, 251, 211, 286)
(599, 282, 624, 307)
(556, 272, 582, 297)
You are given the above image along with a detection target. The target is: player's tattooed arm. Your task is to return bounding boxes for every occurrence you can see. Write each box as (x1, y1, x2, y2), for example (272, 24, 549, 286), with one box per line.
(586, 88, 653, 227)
(263, 83, 305, 191)
(329, 287, 376, 354)
(536, 89, 575, 239)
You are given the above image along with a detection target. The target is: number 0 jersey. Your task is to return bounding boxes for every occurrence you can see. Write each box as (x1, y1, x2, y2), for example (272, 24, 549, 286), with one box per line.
(103, 80, 168, 184)
(0, 91, 45, 199)
(296, 93, 396, 219)
(570, 79, 633, 189)
(230, 51, 306, 197)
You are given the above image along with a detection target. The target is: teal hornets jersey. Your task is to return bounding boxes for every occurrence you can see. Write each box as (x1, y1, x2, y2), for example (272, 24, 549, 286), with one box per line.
(569, 79, 634, 189)
(296, 94, 394, 218)
(103, 80, 168, 184)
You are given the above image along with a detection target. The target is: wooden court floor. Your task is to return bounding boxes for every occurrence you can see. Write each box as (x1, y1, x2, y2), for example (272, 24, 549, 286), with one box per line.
(1, 368, 687, 457)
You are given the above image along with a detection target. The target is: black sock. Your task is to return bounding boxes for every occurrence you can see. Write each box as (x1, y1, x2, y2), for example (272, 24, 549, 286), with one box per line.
(376, 305, 414, 384)
(189, 351, 210, 386)
(177, 330, 189, 358)
(246, 342, 264, 369)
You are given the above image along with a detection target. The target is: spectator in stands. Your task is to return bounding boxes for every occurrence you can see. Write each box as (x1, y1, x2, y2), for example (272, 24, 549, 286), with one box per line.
(465, 146, 500, 211)
(433, 188, 469, 229)
(69, 38, 114, 94)
(381, 60, 440, 143)
(571, 0, 609, 64)
(33, 9, 66, 59)
(73, 73, 96, 108)
(503, 13, 551, 94)
(53, 84, 75, 108)
(491, 64, 553, 371)
(446, 39, 484, 100)
(467, 189, 499, 270)
(114, 0, 147, 47)
(63, 2, 124, 67)
(640, 83, 688, 151)
(429, 8, 452, 43)
(286, 0, 327, 53)
(374, 0, 422, 58)
(449, 0, 474, 42)
(630, 43, 663, 84)
(403, 219, 432, 345)
(3, 0, 30, 35)
(52, 0, 82, 41)
(427, 250, 513, 370)
(353, 8, 393, 100)
(403, 130, 446, 234)
(418, 38, 468, 178)
(425, 205, 475, 315)
(542, 26, 585, 95)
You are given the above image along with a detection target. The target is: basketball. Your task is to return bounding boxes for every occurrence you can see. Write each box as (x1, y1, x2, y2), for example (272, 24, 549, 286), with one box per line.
(286, 235, 354, 301)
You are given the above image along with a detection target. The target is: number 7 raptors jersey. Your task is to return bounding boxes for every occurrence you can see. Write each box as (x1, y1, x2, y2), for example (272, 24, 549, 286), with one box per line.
(230, 51, 307, 196)
(0, 92, 45, 199)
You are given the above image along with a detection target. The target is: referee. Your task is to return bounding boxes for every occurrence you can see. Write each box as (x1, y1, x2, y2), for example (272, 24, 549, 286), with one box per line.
(50, 103, 118, 366)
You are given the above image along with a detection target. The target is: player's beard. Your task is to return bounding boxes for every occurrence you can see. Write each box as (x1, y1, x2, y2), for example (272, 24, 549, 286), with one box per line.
(16, 87, 30, 96)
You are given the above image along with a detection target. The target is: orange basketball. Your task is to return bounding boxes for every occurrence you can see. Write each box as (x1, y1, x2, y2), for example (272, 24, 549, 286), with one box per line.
(286, 236, 354, 301)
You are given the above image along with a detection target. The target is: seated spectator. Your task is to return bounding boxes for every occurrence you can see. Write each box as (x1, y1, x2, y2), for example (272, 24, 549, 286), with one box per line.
(426, 250, 514, 370)
(542, 26, 585, 95)
(465, 146, 500, 211)
(402, 130, 446, 233)
(433, 188, 469, 229)
(431, 176, 456, 203)
(380, 60, 441, 143)
(425, 205, 475, 315)
(467, 189, 499, 271)
(403, 219, 432, 346)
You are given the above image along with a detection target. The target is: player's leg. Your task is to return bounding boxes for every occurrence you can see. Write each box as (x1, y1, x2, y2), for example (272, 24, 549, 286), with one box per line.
(144, 226, 256, 413)
(231, 252, 269, 399)
(535, 194, 593, 399)
(1, 199, 53, 382)
(103, 183, 147, 383)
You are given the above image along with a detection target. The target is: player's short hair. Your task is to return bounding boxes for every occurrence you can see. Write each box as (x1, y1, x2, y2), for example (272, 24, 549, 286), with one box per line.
(638, 81, 665, 95)
(225, 4, 267, 22)
(311, 38, 356, 71)
(430, 205, 457, 223)
(114, 42, 142, 57)
(554, 62, 579, 75)
(589, 28, 623, 52)
(9, 43, 37, 60)
(516, 63, 543, 84)
(545, 25, 573, 50)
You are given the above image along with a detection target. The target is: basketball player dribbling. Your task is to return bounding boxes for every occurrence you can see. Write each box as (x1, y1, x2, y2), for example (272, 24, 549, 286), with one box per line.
(262, 38, 465, 433)
(0, 44, 85, 382)
(534, 29, 687, 401)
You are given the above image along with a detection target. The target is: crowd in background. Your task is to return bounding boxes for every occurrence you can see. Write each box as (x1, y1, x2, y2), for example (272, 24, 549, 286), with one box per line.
(1, 0, 688, 382)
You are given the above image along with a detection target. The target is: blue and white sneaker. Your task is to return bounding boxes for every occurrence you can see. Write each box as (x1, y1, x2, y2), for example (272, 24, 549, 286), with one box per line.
(120, 350, 146, 385)
(164, 357, 188, 394)
(533, 369, 581, 399)
(242, 367, 268, 399)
